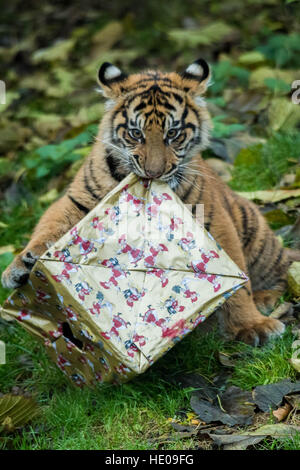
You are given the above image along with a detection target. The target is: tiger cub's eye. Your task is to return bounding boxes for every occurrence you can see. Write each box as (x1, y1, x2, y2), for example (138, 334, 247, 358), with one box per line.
(130, 128, 143, 140)
(167, 128, 179, 139)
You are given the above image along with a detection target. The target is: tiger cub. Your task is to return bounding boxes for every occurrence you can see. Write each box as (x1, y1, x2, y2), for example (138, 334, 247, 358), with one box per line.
(2, 59, 297, 346)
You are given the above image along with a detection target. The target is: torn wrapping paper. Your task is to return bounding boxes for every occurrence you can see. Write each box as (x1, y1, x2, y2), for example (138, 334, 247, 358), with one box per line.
(1, 173, 248, 387)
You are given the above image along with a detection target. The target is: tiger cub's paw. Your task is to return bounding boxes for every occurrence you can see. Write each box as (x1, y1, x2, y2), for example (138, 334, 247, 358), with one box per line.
(235, 317, 285, 347)
(1, 250, 40, 289)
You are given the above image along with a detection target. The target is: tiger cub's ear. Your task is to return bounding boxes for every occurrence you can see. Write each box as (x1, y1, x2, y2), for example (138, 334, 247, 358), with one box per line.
(98, 62, 128, 98)
(181, 58, 211, 96)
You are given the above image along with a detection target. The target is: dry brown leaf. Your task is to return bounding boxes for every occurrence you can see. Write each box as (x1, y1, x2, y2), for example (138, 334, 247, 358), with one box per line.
(272, 403, 292, 422)
(237, 189, 300, 203)
(270, 302, 293, 320)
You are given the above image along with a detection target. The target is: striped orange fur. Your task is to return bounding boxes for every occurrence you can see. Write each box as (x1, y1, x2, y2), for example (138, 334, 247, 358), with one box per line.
(2, 59, 296, 346)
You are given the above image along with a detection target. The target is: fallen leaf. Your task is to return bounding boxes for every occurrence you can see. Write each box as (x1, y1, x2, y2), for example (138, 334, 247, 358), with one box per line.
(0, 245, 15, 255)
(166, 373, 217, 402)
(249, 67, 298, 91)
(208, 432, 265, 450)
(272, 403, 292, 422)
(218, 351, 237, 368)
(264, 209, 294, 230)
(289, 216, 300, 241)
(285, 394, 300, 411)
(268, 97, 299, 132)
(290, 358, 300, 373)
(236, 189, 300, 203)
(238, 51, 266, 66)
(250, 423, 300, 437)
(280, 173, 296, 188)
(0, 394, 39, 433)
(38, 188, 59, 205)
(32, 38, 75, 63)
(253, 379, 300, 412)
(168, 22, 235, 48)
(219, 386, 255, 426)
(190, 394, 237, 426)
(209, 423, 300, 450)
(288, 262, 300, 297)
(270, 302, 293, 320)
(171, 422, 198, 433)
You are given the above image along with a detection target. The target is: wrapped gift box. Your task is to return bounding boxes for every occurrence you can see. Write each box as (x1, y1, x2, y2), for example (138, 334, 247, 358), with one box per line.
(1, 173, 247, 387)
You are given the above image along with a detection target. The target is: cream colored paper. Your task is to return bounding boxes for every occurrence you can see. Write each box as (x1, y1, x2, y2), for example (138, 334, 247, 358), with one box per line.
(1, 174, 247, 387)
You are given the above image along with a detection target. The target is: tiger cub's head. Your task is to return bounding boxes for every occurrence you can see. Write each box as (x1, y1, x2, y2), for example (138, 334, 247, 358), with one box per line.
(98, 59, 212, 188)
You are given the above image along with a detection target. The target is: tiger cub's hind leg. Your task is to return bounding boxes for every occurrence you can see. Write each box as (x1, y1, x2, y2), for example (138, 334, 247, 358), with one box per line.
(253, 289, 284, 315)
(210, 213, 285, 346)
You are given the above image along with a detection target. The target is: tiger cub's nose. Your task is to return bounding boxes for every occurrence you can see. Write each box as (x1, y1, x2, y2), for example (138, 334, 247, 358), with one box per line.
(145, 169, 163, 179)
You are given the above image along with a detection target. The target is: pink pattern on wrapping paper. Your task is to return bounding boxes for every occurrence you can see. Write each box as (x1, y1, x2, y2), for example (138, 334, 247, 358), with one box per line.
(69, 226, 95, 257)
(35, 288, 51, 304)
(114, 363, 131, 376)
(193, 313, 207, 327)
(100, 258, 128, 289)
(65, 339, 77, 352)
(64, 305, 78, 321)
(178, 232, 196, 253)
(34, 269, 49, 284)
(16, 292, 30, 306)
(120, 187, 144, 215)
(164, 296, 185, 315)
(146, 191, 172, 218)
(124, 333, 146, 358)
(140, 306, 190, 340)
(95, 371, 103, 382)
(104, 205, 121, 225)
(4, 175, 249, 387)
(57, 354, 71, 371)
(133, 333, 146, 347)
(144, 242, 168, 267)
(52, 262, 80, 283)
(49, 322, 63, 339)
(123, 287, 146, 307)
(89, 291, 112, 316)
(118, 234, 144, 266)
(192, 249, 221, 292)
(161, 318, 189, 339)
(17, 309, 31, 322)
(91, 217, 114, 243)
(146, 268, 168, 287)
(192, 250, 220, 273)
(74, 281, 93, 301)
(170, 216, 183, 232)
(173, 278, 199, 303)
(54, 248, 72, 262)
(85, 343, 94, 352)
(140, 306, 166, 328)
(101, 314, 131, 340)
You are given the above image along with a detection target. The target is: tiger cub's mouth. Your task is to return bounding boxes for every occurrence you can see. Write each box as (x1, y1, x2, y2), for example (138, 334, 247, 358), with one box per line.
(130, 160, 181, 189)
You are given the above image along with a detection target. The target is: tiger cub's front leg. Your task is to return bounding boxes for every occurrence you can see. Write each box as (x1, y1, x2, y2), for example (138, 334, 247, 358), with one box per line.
(1, 194, 90, 289)
(211, 214, 285, 346)
(1, 154, 115, 289)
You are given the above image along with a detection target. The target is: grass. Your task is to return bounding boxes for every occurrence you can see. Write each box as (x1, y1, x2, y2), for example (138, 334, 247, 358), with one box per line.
(0, 317, 299, 450)
(0, 133, 300, 450)
(259, 433, 300, 450)
(229, 132, 300, 192)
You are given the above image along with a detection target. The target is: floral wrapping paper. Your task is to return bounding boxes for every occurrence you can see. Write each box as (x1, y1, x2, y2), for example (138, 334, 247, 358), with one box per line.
(1, 173, 248, 388)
